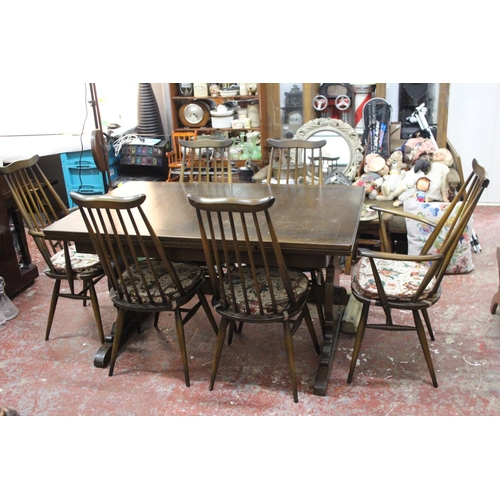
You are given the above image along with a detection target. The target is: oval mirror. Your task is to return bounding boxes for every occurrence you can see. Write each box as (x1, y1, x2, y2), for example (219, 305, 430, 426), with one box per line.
(294, 117, 363, 180)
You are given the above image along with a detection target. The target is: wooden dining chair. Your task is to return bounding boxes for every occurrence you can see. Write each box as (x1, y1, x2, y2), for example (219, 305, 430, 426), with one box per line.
(70, 191, 218, 385)
(265, 138, 329, 332)
(0, 156, 106, 343)
(178, 138, 234, 183)
(165, 131, 198, 182)
(266, 138, 327, 185)
(187, 193, 321, 403)
(347, 159, 489, 388)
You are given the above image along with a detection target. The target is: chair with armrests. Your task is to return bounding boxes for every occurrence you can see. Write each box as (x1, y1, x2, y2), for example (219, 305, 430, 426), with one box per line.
(70, 191, 218, 384)
(0, 155, 106, 343)
(347, 159, 489, 387)
(179, 138, 234, 183)
(266, 138, 327, 185)
(187, 193, 321, 403)
(165, 131, 198, 182)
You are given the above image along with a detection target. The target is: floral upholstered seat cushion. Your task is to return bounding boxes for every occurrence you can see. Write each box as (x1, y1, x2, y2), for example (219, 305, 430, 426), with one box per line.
(120, 260, 204, 305)
(50, 245, 101, 276)
(352, 257, 437, 301)
(221, 267, 309, 315)
(404, 200, 474, 274)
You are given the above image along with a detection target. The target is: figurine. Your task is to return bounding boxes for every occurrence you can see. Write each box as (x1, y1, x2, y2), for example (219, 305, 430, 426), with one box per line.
(415, 176, 431, 202)
(247, 83, 258, 95)
(210, 83, 220, 97)
(353, 154, 388, 198)
(425, 148, 453, 202)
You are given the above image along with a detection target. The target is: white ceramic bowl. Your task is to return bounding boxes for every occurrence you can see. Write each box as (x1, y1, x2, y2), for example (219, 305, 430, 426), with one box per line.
(219, 89, 238, 97)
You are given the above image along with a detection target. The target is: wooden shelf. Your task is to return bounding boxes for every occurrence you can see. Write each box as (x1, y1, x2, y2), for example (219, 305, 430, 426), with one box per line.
(168, 83, 270, 167)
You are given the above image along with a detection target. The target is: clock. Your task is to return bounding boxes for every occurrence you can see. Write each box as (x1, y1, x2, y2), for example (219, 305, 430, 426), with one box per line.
(179, 101, 210, 127)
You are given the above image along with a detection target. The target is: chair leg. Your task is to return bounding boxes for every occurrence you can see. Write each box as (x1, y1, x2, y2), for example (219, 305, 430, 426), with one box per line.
(45, 279, 61, 341)
(174, 308, 190, 387)
(421, 309, 435, 341)
(153, 312, 160, 327)
(347, 302, 370, 384)
(108, 308, 126, 376)
(88, 279, 105, 344)
(209, 316, 229, 391)
(228, 321, 235, 345)
(81, 278, 89, 307)
(413, 310, 438, 388)
(283, 320, 299, 403)
(303, 304, 320, 354)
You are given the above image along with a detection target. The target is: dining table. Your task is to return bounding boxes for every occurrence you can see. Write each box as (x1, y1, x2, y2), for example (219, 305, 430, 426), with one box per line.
(44, 180, 365, 396)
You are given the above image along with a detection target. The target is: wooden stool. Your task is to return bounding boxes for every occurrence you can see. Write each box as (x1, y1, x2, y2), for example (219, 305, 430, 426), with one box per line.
(491, 247, 500, 314)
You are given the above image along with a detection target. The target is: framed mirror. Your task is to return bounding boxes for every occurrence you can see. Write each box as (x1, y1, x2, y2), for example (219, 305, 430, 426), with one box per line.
(294, 117, 364, 180)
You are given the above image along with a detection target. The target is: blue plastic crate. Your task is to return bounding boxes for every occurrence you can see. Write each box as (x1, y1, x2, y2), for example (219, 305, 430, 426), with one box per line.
(60, 150, 105, 207)
(60, 150, 96, 169)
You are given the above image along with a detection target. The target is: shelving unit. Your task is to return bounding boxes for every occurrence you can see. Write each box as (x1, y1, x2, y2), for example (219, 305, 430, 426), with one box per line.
(168, 83, 269, 167)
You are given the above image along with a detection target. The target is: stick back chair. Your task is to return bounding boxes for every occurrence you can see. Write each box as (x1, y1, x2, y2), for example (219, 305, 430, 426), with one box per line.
(0, 155, 106, 343)
(70, 191, 218, 384)
(165, 131, 198, 182)
(348, 159, 489, 388)
(266, 138, 327, 186)
(187, 193, 320, 403)
(179, 138, 233, 183)
(264, 138, 329, 332)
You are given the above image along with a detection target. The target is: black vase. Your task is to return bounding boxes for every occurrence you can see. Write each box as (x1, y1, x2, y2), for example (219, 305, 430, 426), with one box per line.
(137, 83, 165, 137)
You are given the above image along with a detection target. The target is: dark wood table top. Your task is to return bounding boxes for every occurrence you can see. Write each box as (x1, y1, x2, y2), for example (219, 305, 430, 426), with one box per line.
(44, 181, 365, 266)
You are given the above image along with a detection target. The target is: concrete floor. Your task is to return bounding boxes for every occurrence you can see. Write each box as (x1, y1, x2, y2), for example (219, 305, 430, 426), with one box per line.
(1, 205, 499, 416)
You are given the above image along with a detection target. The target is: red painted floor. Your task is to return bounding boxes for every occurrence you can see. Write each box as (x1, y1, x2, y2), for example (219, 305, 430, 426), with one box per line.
(1, 205, 499, 416)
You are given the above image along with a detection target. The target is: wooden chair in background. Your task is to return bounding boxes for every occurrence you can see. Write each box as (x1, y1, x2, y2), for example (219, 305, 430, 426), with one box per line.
(187, 193, 321, 403)
(179, 138, 233, 183)
(70, 191, 218, 385)
(264, 138, 329, 332)
(0, 156, 106, 343)
(165, 131, 198, 182)
(266, 138, 327, 185)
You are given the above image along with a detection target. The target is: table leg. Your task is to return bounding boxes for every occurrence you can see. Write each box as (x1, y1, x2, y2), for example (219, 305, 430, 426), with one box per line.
(94, 313, 140, 368)
(313, 255, 347, 396)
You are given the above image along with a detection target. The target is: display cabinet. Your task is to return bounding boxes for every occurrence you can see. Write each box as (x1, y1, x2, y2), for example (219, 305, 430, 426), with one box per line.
(168, 83, 269, 166)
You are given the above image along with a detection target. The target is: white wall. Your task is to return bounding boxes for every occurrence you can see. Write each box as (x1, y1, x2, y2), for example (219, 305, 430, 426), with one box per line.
(447, 83, 500, 205)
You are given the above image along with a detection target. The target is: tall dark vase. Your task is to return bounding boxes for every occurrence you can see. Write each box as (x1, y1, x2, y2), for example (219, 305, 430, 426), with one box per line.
(137, 83, 165, 137)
